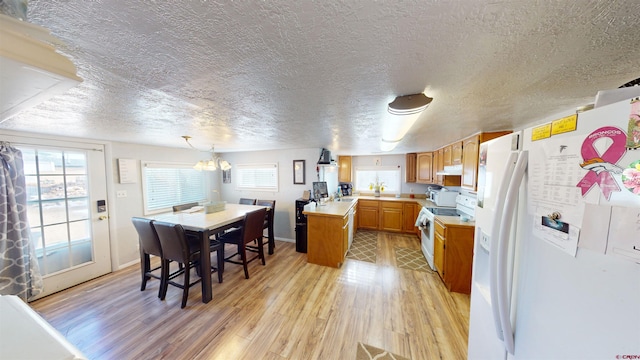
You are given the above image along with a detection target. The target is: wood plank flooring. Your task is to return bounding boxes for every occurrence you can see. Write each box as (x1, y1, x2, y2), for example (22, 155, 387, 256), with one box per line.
(30, 232, 470, 360)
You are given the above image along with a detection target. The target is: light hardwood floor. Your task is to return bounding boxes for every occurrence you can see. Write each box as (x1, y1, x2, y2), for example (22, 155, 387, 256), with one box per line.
(30, 232, 471, 360)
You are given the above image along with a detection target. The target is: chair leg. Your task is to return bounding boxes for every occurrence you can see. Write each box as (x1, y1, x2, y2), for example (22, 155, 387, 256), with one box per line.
(241, 244, 249, 279)
(140, 252, 150, 291)
(268, 224, 275, 255)
(258, 237, 266, 265)
(160, 259, 170, 300)
(216, 247, 224, 283)
(181, 263, 190, 309)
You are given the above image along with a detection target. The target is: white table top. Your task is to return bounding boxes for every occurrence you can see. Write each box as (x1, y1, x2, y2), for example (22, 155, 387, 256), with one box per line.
(0, 295, 87, 360)
(150, 203, 266, 232)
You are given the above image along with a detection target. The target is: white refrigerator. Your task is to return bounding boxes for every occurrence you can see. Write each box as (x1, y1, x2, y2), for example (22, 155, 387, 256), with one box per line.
(468, 97, 640, 359)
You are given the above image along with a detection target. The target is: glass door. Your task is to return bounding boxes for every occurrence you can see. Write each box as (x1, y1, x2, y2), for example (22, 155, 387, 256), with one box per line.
(7, 135, 111, 300)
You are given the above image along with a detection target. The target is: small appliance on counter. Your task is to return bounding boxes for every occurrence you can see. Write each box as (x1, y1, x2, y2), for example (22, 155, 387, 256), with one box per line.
(339, 183, 352, 196)
(429, 188, 459, 207)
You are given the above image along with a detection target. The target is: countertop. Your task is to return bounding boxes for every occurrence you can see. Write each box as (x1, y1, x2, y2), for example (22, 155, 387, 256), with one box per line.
(302, 198, 357, 217)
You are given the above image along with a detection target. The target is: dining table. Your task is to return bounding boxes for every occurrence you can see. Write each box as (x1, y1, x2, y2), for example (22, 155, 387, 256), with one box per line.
(146, 203, 266, 303)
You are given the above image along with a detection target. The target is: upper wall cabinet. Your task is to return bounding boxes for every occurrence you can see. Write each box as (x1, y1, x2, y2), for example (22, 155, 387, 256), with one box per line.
(461, 131, 512, 190)
(451, 141, 463, 165)
(416, 152, 434, 184)
(405, 153, 417, 183)
(338, 156, 352, 182)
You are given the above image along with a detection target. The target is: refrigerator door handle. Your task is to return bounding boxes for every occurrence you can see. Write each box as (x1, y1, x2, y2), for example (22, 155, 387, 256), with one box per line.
(489, 151, 519, 342)
(496, 150, 528, 355)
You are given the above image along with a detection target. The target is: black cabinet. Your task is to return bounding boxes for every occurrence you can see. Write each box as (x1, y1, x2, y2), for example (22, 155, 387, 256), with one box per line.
(295, 199, 313, 253)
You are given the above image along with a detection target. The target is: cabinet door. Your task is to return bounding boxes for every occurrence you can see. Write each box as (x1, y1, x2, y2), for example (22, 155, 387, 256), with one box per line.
(358, 200, 379, 229)
(380, 202, 403, 232)
(435, 148, 444, 185)
(402, 202, 417, 234)
(451, 141, 463, 165)
(405, 153, 417, 183)
(338, 156, 352, 182)
(434, 230, 445, 279)
(462, 135, 479, 189)
(443, 145, 452, 167)
(416, 152, 433, 183)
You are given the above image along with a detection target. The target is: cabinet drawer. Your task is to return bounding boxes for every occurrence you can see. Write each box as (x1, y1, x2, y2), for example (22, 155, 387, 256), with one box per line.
(381, 201, 403, 209)
(359, 200, 379, 208)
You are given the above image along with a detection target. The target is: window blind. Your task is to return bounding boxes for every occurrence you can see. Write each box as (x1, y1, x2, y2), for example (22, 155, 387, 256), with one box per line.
(142, 162, 206, 214)
(236, 163, 278, 192)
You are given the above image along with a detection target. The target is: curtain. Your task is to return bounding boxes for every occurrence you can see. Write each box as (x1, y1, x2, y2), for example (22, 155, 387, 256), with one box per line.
(0, 142, 43, 301)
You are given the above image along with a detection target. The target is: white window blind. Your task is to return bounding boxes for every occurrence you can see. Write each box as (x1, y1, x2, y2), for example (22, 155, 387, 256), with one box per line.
(142, 162, 207, 214)
(236, 163, 278, 192)
(354, 166, 401, 194)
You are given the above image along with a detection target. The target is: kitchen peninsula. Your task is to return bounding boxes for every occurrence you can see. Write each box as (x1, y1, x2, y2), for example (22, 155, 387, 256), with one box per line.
(304, 199, 357, 268)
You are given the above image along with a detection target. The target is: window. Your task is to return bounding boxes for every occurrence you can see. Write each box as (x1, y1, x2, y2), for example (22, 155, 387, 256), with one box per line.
(236, 163, 278, 192)
(142, 162, 207, 214)
(354, 166, 401, 194)
(21, 147, 93, 275)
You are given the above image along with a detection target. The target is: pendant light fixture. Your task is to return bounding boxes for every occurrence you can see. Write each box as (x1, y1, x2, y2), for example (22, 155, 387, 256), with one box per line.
(381, 93, 433, 151)
(182, 136, 232, 171)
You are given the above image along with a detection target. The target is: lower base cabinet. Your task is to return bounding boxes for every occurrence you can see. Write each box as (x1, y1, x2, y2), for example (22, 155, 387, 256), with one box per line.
(307, 208, 354, 268)
(357, 199, 420, 237)
(434, 218, 475, 294)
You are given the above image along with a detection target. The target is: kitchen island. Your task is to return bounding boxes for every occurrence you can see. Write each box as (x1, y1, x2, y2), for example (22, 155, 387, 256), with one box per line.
(303, 198, 357, 268)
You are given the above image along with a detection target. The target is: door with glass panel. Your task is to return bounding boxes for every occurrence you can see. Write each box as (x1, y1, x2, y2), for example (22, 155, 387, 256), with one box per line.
(12, 137, 111, 300)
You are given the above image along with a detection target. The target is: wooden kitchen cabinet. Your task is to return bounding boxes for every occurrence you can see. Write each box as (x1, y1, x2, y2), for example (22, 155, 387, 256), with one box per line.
(380, 201, 403, 232)
(416, 152, 434, 183)
(461, 131, 512, 190)
(434, 218, 475, 294)
(442, 145, 452, 167)
(307, 208, 354, 268)
(405, 153, 417, 183)
(338, 156, 352, 182)
(357, 199, 379, 230)
(461, 135, 479, 189)
(451, 141, 463, 165)
(403, 202, 420, 237)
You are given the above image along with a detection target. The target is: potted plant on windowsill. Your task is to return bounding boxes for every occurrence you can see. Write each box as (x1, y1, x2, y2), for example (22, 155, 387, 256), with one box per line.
(369, 177, 385, 197)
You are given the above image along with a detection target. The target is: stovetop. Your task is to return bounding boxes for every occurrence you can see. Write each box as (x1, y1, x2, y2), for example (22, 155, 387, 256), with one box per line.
(424, 207, 459, 216)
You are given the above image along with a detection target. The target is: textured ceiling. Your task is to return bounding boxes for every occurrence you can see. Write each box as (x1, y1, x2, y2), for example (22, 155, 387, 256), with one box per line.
(2, 0, 640, 155)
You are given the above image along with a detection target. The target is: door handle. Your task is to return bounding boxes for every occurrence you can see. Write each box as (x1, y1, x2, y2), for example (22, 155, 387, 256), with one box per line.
(98, 215, 108, 220)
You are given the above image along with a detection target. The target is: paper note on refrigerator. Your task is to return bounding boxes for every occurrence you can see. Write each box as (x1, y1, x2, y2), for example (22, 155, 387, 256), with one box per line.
(527, 135, 587, 225)
(606, 206, 640, 263)
(532, 213, 580, 257)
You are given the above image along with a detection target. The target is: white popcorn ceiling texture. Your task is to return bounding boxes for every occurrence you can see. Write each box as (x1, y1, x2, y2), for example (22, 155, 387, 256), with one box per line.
(3, 0, 640, 154)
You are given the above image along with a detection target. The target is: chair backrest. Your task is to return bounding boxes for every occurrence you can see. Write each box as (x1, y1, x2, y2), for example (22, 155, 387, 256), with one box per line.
(256, 199, 275, 225)
(131, 217, 162, 257)
(172, 202, 199, 212)
(239, 198, 257, 205)
(240, 208, 268, 245)
(152, 221, 192, 263)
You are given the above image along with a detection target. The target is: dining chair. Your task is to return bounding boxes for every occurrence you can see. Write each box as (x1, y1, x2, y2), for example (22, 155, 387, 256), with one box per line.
(151, 221, 220, 308)
(131, 217, 165, 298)
(238, 198, 257, 205)
(248, 200, 276, 255)
(218, 208, 268, 279)
(172, 202, 199, 212)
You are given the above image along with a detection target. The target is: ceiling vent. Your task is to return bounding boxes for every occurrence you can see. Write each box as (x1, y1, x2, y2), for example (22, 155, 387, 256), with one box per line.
(0, 14, 82, 122)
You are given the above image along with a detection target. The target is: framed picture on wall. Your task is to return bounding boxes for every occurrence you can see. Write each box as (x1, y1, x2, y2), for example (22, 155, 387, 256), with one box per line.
(223, 169, 231, 183)
(293, 160, 305, 184)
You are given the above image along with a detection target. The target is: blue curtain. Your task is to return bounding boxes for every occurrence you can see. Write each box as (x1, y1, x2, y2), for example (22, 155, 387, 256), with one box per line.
(0, 142, 43, 301)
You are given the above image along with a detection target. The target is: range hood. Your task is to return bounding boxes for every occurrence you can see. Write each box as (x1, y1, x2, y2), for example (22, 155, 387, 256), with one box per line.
(0, 14, 82, 122)
(436, 164, 462, 176)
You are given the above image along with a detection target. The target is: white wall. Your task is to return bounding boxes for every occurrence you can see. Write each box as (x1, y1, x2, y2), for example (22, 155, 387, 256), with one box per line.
(110, 142, 215, 268)
(219, 148, 321, 241)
